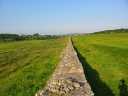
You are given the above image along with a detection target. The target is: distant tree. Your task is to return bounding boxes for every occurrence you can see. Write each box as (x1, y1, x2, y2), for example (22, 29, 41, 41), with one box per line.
(33, 33, 40, 37)
(0, 34, 21, 41)
(93, 29, 128, 34)
(0, 33, 60, 42)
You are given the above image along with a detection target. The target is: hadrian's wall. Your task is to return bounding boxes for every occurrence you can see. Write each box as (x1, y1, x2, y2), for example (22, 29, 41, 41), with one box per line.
(35, 38, 94, 96)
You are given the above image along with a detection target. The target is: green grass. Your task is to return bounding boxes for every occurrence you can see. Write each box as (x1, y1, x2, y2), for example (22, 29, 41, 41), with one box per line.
(0, 38, 67, 96)
(73, 33, 128, 96)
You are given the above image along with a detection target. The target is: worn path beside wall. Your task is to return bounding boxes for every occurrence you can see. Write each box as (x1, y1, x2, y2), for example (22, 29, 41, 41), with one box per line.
(36, 38, 94, 96)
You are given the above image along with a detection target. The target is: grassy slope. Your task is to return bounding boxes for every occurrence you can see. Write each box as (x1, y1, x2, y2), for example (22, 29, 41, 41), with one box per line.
(0, 38, 67, 96)
(73, 33, 128, 96)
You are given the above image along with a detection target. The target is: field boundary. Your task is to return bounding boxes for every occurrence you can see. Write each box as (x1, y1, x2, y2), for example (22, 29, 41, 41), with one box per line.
(35, 38, 94, 96)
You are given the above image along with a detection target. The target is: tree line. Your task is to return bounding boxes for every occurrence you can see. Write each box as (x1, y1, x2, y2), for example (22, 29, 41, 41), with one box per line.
(0, 33, 59, 41)
(93, 29, 128, 34)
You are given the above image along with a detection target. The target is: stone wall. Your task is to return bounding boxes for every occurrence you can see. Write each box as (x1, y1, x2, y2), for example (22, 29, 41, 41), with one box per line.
(35, 38, 94, 96)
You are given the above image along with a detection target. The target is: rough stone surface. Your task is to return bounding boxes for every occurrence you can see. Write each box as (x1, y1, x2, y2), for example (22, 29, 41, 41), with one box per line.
(35, 38, 94, 96)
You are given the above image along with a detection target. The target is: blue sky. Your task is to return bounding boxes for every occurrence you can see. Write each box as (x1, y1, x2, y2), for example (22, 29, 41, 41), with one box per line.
(0, 0, 128, 34)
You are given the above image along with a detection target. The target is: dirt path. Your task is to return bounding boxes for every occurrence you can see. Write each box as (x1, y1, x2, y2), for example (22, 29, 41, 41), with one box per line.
(36, 38, 94, 96)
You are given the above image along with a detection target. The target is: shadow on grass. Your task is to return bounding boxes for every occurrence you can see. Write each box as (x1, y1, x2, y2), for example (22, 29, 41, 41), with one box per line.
(119, 79, 128, 96)
(74, 47, 115, 96)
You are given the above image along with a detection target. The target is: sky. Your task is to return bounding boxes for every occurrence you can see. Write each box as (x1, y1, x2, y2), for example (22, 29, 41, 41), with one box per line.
(0, 0, 128, 35)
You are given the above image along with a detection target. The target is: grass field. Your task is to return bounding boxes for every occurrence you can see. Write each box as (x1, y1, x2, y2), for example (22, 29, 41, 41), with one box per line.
(0, 38, 67, 96)
(73, 33, 128, 96)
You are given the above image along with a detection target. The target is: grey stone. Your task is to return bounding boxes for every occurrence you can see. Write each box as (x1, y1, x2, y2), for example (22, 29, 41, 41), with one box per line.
(35, 38, 94, 96)
(73, 82, 80, 88)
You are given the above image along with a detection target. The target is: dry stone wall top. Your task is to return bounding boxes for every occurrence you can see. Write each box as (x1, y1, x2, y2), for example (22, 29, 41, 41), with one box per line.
(36, 38, 94, 96)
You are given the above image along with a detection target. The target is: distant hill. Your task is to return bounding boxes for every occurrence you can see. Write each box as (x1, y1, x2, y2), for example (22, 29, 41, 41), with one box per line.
(93, 29, 128, 34)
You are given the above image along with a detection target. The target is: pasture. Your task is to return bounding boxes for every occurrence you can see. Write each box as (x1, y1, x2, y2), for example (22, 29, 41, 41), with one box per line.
(73, 33, 128, 96)
(0, 38, 67, 96)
